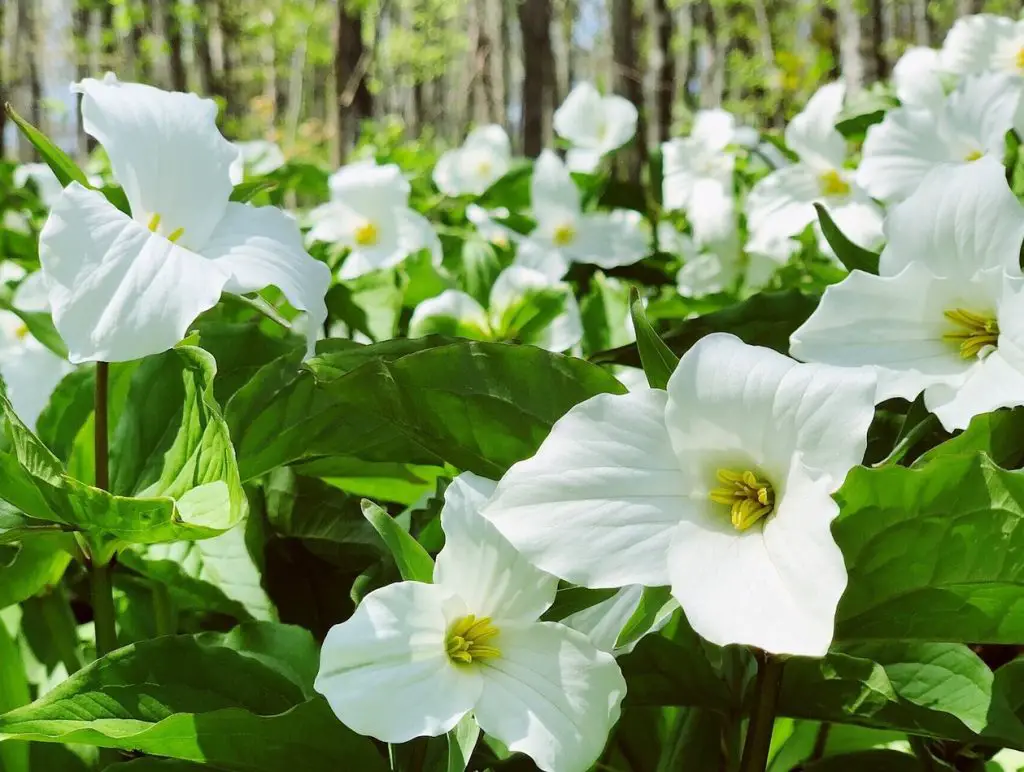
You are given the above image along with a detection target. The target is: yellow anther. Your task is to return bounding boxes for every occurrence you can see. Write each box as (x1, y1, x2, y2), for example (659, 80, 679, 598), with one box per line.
(446, 614, 501, 665)
(943, 307, 999, 359)
(13, 323, 28, 341)
(476, 159, 493, 178)
(964, 149, 984, 162)
(552, 223, 576, 247)
(709, 468, 776, 531)
(818, 169, 850, 198)
(167, 227, 185, 243)
(1016, 46, 1024, 72)
(354, 221, 380, 247)
(147, 213, 162, 232)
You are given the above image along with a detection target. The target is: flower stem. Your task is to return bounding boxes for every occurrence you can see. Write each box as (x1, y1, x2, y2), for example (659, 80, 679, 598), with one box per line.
(739, 652, 785, 772)
(90, 361, 118, 658)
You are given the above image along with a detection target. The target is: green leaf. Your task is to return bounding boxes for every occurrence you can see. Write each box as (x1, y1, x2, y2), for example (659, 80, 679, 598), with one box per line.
(4, 102, 91, 189)
(36, 368, 97, 465)
(229, 180, 277, 203)
(834, 90, 899, 138)
(0, 628, 386, 772)
(629, 288, 679, 389)
(459, 239, 504, 307)
(580, 272, 632, 355)
(0, 614, 30, 772)
(109, 760, 220, 770)
(326, 270, 403, 342)
(614, 586, 675, 652)
(593, 290, 819, 367)
(835, 454, 1024, 643)
(0, 297, 68, 359)
(0, 535, 72, 610)
(361, 499, 434, 583)
(541, 586, 619, 622)
(914, 408, 1024, 469)
(814, 203, 881, 274)
(801, 751, 918, 772)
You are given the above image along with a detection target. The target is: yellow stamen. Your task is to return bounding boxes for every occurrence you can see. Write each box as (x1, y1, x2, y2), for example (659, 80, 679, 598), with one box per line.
(709, 468, 776, 531)
(354, 221, 379, 247)
(552, 223, 576, 247)
(167, 227, 185, 243)
(147, 213, 162, 232)
(818, 169, 850, 198)
(13, 323, 28, 341)
(476, 160, 493, 178)
(943, 307, 999, 359)
(1016, 46, 1024, 72)
(964, 149, 984, 162)
(446, 614, 501, 665)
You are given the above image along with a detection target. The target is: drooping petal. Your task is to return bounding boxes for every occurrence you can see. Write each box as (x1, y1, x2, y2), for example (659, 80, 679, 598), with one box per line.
(476, 621, 626, 772)
(553, 82, 606, 148)
(74, 76, 236, 248)
(941, 14, 1016, 75)
(784, 82, 847, 170)
(567, 210, 649, 269)
(942, 73, 1021, 157)
(878, 157, 1024, 279)
(315, 581, 481, 743)
(39, 183, 228, 364)
(598, 95, 640, 153)
(482, 390, 691, 588)
(531, 150, 581, 230)
(893, 47, 949, 110)
(665, 333, 876, 491)
(435, 472, 558, 623)
(432, 149, 462, 197)
(565, 148, 604, 174)
(668, 461, 847, 657)
(203, 203, 330, 356)
(409, 290, 491, 339)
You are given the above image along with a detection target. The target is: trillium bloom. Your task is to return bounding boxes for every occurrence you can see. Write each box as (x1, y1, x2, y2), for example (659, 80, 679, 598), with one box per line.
(745, 82, 884, 255)
(409, 265, 582, 352)
(659, 222, 742, 298)
(0, 272, 72, 430)
(791, 157, 1024, 431)
(661, 109, 739, 214)
(553, 82, 638, 172)
(466, 204, 516, 248)
(229, 139, 286, 182)
(308, 160, 441, 280)
(433, 125, 512, 196)
(857, 73, 1018, 203)
(516, 151, 648, 280)
(40, 76, 330, 363)
(315, 473, 626, 772)
(481, 334, 877, 656)
(941, 13, 1024, 78)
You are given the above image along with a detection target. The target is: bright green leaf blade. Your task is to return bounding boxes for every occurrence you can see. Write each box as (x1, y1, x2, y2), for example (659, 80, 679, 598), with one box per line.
(614, 586, 674, 652)
(0, 614, 30, 772)
(229, 180, 277, 203)
(814, 203, 881, 274)
(361, 499, 434, 583)
(629, 288, 679, 389)
(4, 102, 91, 189)
(0, 535, 72, 610)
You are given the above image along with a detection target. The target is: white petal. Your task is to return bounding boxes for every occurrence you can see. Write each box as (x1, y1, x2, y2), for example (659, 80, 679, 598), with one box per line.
(432, 150, 462, 196)
(893, 47, 948, 110)
(536, 291, 584, 353)
(203, 203, 331, 356)
(689, 178, 738, 247)
(666, 333, 876, 491)
(482, 390, 690, 588)
(668, 461, 846, 657)
(561, 585, 675, 656)
(941, 14, 1015, 74)
(822, 196, 884, 254)
(465, 124, 512, 159)
(329, 161, 411, 220)
(234, 140, 285, 177)
(785, 82, 847, 170)
(942, 73, 1021, 157)
(532, 151, 581, 227)
(435, 473, 558, 623)
(74, 77, 236, 247)
(314, 581, 481, 743)
(879, 157, 1024, 279)
(397, 209, 443, 267)
(691, 109, 738, 150)
(598, 95, 640, 153)
(39, 184, 227, 364)
(409, 290, 490, 338)
(476, 622, 626, 772)
(514, 239, 572, 281)
(745, 165, 820, 242)
(553, 83, 605, 148)
(568, 210, 649, 269)
(0, 333, 71, 431)
(565, 148, 604, 174)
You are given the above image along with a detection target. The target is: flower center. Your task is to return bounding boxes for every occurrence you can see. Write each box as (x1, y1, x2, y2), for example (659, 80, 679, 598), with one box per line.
(1016, 46, 1024, 72)
(476, 159, 493, 178)
(818, 170, 850, 198)
(943, 307, 999, 359)
(354, 221, 380, 247)
(147, 213, 184, 243)
(13, 323, 28, 341)
(709, 468, 776, 531)
(446, 614, 501, 665)
(552, 223, 576, 247)
(964, 149, 984, 162)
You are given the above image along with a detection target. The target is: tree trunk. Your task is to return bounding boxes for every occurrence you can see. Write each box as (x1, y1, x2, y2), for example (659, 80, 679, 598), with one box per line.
(217, 0, 242, 123)
(98, 1, 116, 74)
(518, 0, 553, 158)
(18, 0, 43, 131)
(73, 0, 92, 157)
(164, 0, 187, 92)
(957, 0, 983, 15)
(0, 0, 6, 158)
(836, 0, 864, 94)
(652, 0, 674, 143)
(695, 0, 722, 108)
(335, 1, 372, 165)
(499, 0, 512, 132)
(611, 0, 647, 182)
(126, 0, 152, 84)
(912, 0, 929, 45)
(677, 2, 696, 111)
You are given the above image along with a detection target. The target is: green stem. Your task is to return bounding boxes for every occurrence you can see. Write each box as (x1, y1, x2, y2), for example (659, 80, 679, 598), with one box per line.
(37, 585, 83, 675)
(809, 722, 831, 763)
(91, 362, 118, 658)
(739, 653, 785, 772)
(908, 735, 936, 771)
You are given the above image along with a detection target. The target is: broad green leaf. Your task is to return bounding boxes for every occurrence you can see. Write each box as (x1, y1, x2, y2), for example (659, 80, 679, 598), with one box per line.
(0, 297, 68, 359)
(191, 319, 301, 405)
(814, 203, 881, 274)
(629, 288, 678, 389)
(914, 408, 1024, 469)
(0, 614, 30, 772)
(4, 102, 91, 189)
(802, 751, 918, 772)
(291, 457, 445, 506)
(326, 269, 403, 342)
(835, 454, 1024, 643)
(36, 367, 96, 465)
(0, 535, 72, 610)
(229, 180, 277, 203)
(834, 90, 899, 138)
(361, 499, 434, 583)
(0, 629, 386, 772)
(541, 586, 619, 622)
(592, 289, 818, 367)
(477, 163, 532, 210)
(614, 586, 675, 652)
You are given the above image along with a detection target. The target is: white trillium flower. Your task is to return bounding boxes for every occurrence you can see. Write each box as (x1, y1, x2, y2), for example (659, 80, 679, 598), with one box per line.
(315, 472, 626, 772)
(408, 265, 583, 352)
(466, 204, 516, 249)
(0, 272, 73, 430)
(941, 13, 1024, 78)
(893, 47, 951, 111)
(791, 157, 1024, 431)
(857, 73, 1019, 204)
(308, 160, 442, 280)
(662, 109, 739, 214)
(659, 222, 740, 298)
(515, 150, 648, 280)
(554, 82, 638, 173)
(745, 82, 884, 257)
(39, 76, 330, 364)
(229, 139, 286, 183)
(481, 333, 877, 657)
(433, 125, 512, 196)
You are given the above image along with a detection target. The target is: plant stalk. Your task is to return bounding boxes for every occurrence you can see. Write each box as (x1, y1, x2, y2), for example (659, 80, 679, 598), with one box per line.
(90, 362, 118, 658)
(739, 652, 786, 772)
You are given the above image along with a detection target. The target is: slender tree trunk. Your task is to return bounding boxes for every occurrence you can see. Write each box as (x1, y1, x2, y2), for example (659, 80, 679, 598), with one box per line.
(815, 6, 842, 83)
(957, 0, 983, 15)
(0, 0, 7, 158)
(499, 0, 512, 132)
(335, 1, 372, 164)
(18, 0, 42, 130)
(695, 0, 721, 108)
(164, 0, 187, 92)
(193, 5, 217, 98)
(99, 1, 116, 74)
(73, 1, 92, 157)
(836, 0, 864, 93)
(611, 0, 646, 182)
(677, 2, 696, 111)
(912, 0, 929, 45)
(518, 0, 553, 158)
(652, 0, 674, 143)
(218, 0, 242, 123)
(127, 0, 152, 84)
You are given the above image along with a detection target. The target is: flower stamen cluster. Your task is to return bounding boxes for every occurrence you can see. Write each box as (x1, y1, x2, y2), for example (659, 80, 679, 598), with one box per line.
(445, 614, 501, 664)
(709, 468, 775, 531)
(943, 307, 999, 359)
